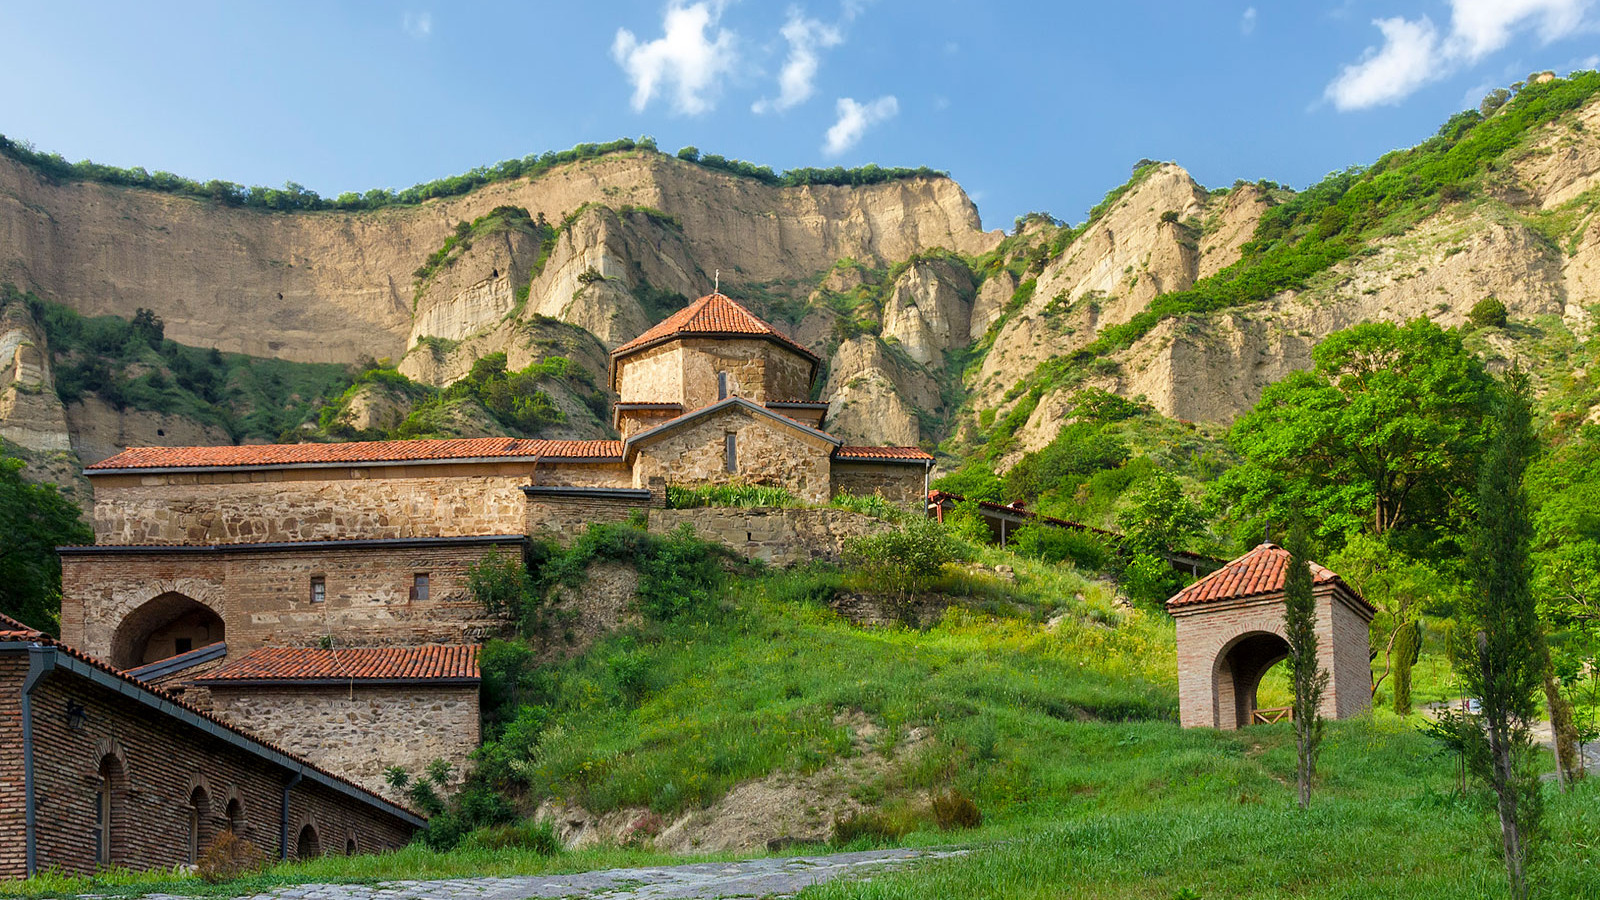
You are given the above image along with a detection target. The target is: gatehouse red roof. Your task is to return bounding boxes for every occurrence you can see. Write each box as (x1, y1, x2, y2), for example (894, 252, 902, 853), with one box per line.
(87, 437, 624, 472)
(1166, 542, 1370, 612)
(196, 645, 480, 683)
(611, 292, 817, 361)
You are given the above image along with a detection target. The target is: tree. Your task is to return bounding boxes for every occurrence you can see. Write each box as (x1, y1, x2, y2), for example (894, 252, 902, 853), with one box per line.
(1282, 519, 1327, 810)
(1219, 319, 1493, 550)
(1469, 296, 1509, 328)
(1328, 532, 1456, 711)
(1457, 369, 1543, 899)
(0, 456, 92, 632)
(1117, 468, 1204, 557)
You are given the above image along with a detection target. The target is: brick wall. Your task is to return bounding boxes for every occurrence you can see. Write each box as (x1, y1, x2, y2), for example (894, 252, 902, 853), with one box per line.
(8, 654, 416, 877)
(830, 462, 928, 508)
(1172, 585, 1372, 729)
(61, 541, 515, 666)
(86, 459, 626, 545)
(207, 685, 478, 796)
(630, 406, 835, 504)
(647, 507, 890, 565)
(0, 655, 26, 879)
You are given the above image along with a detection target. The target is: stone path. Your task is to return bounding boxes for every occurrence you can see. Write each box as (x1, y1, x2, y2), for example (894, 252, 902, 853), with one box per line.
(133, 848, 963, 900)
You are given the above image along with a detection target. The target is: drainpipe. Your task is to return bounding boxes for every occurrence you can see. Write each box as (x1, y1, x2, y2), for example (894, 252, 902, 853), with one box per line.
(280, 769, 303, 860)
(20, 645, 58, 876)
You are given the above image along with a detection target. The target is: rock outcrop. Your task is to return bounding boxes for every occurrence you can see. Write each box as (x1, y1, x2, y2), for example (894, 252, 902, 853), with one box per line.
(0, 298, 70, 452)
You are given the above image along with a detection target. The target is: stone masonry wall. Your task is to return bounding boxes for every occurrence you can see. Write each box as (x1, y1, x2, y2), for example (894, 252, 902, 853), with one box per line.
(647, 507, 890, 565)
(61, 542, 514, 664)
(631, 406, 834, 504)
(207, 685, 479, 796)
(87, 460, 627, 545)
(831, 462, 928, 508)
(13, 658, 416, 877)
(680, 338, 812, 409)
(526, 494, 658, 542)
(615, 344, 683, 403)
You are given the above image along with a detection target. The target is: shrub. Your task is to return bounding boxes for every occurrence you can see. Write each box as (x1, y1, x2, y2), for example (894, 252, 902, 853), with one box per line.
(1468, 296, 1508, 328)
(832, 808, 918, 845)
(843, 518, 961, 599)
(467, 548, 535, 622)
(1123, 552, 1182, 610)
(931, 789, 983, 830)
(196, 831, 266, 883)
(1011, 523, 1112, 571)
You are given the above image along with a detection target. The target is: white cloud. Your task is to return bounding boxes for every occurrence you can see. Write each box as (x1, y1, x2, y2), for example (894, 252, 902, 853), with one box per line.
(753, 10, 844, 114)
(1326, 0, 1593, 111)
(1241, 7, 1257, 35)
(402, 12, 432, 39)
(823, 95, 897, 156)
(613, 2, 738, 115)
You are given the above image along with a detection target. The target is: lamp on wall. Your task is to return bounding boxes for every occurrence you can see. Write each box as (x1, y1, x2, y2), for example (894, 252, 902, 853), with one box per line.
(65, 700, 88, 731)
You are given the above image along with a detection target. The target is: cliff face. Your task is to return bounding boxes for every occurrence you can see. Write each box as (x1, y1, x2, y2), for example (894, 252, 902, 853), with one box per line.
(8, 88, 1600, 478)
(0, 152, 995, 366)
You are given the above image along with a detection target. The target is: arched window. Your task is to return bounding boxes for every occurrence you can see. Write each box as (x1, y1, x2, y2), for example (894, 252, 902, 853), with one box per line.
(296, 823, 321, 860)
(345, 834, 358, 856)
(225, 797, 244, 835)
(187, 786, 211, 864)
(94, 754, 124, 865)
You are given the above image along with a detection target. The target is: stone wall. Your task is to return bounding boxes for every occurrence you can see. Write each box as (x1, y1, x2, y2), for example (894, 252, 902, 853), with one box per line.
(207, 685, 479, 796)
(615, 343, 683, 402)
(0, 650, 417, 878)
(630, 405, 834, 504)
(60, 539, 515, 666)
(830, 461, 928, 508)
(525, 487, 658, 542)
(615, 338, 813, 411)
(87, 460, 627, 545)
(647, 507, 890, 565)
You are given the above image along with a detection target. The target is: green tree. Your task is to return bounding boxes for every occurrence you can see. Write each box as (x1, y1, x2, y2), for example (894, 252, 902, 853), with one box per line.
(1456, 369, 1543, 899)
(1219, 319, 1493, 549)
(0, 456, 92, 632)
(1282, 519, 1327, 809)
(1117, 468, 1203, 557)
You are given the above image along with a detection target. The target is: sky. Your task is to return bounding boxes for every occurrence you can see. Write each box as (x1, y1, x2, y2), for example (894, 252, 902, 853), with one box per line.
(1, 1, 1597, 231)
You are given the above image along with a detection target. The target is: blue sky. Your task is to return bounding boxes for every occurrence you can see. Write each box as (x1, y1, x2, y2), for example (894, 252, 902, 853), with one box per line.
(2, 1, 1596, 230)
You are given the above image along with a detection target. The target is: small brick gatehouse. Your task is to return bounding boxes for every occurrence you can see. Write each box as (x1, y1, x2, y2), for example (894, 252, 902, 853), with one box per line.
(1167, 543, 1375, 729)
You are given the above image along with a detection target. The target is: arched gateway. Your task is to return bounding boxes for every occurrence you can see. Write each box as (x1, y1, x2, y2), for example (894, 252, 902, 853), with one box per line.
(1167, 543, 1376, 729)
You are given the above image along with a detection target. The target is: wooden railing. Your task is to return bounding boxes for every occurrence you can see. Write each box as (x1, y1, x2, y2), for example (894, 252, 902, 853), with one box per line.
(1252, 706, 1293, 725)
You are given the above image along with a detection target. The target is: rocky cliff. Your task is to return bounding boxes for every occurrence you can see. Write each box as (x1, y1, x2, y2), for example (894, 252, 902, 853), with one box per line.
(7, 80, 1600, 480)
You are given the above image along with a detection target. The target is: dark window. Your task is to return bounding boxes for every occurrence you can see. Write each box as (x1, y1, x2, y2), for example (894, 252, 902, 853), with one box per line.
(725, 432, 738, 473)
(717, 372, 730, 399)
(310, 576, 326, 604)
(411, 573, 430, 603)
(174, 637, 193, 655)
(187, 787, 209, 864)
(345, 835, 358, 856)
(226, 798, 243, 835)
(95, 755, 121, 865)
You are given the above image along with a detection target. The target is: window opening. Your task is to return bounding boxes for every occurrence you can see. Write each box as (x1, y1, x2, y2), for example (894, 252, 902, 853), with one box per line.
(174, 637, 193, 655)
(717, 371, 730, 399)
(310, 576, 326, 604)
(412, 573, 430, 603)
(724, 432, 738, 473)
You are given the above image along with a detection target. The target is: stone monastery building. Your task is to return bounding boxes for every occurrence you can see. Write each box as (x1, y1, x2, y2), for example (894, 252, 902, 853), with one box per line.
(15, 292, 931, 874)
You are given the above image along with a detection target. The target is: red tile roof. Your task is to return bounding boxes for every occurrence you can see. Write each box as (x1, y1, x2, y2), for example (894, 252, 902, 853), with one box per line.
(834, 446, 935, 461)
(1166, 542, 1369, 612)
(197, 645, 480, 683)
(611, 292, 818, 361)
(0, 613, 421, 821)
(87, 437, 624, 471)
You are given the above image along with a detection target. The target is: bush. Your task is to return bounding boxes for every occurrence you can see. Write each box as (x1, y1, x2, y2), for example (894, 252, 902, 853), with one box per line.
(843, 518, 961, 598)
(832, 808, 919, 845)
(1011, 523, 1112, 571)
(196, 831, 266, 883)
(1468, 296, 1508, 328)
(931, 789, 983, 831)
(1123, 553, 1183, 610)
(467, 548, 536, 622)
(666, 483, 800, 508)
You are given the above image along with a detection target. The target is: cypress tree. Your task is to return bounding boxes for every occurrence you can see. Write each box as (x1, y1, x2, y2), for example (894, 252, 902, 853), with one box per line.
(1458, 368, 1542, 900)
(1392, 620, 1421, 716)
(1282, 519, 1327, 810)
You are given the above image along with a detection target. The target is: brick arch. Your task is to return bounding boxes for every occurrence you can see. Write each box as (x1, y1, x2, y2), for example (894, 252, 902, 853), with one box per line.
(93, 735, 129, 778)
(109, 590, 226, 669)
(1210, 629, 1292, 729)
(294, 816, 323, 859)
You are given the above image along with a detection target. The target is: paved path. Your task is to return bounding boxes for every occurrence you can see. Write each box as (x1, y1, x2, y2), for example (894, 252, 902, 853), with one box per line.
(135, 848, 963, 900)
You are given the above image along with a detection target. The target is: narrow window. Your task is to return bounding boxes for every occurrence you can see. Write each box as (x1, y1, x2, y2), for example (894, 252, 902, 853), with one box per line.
(724, 432, 738, 474)
(717, 371, 729, 400)
(187, 786, 210, 864)
(310, 576, 326, 604)
(226, 798, 243, 835)
(411, 573, 430, 603)
(345, 835, 358, 856)
(174, 637, 193, 655)
(95, 756, 119, 865)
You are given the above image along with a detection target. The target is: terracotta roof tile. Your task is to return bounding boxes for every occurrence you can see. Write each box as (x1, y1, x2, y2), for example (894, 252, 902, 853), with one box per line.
(1166, 542, 1366, 611)
(833, 446, 935, 461)
(197, 645, 479, 683)
(612, 293, 817, 361)
(0, 614, 421, 820)
(87, 438, 624, 471)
